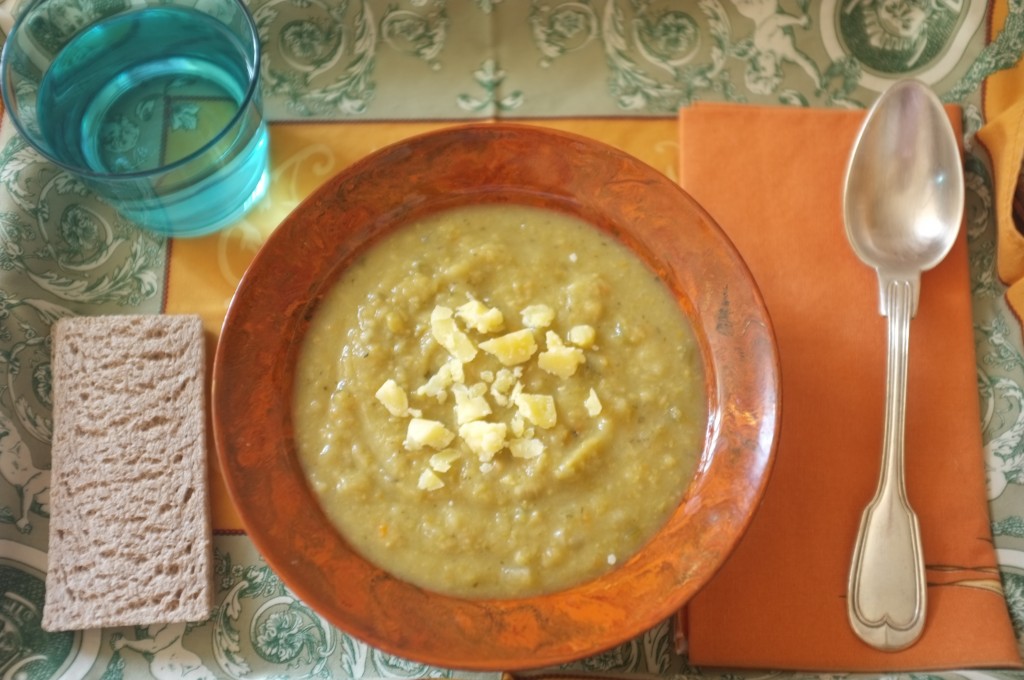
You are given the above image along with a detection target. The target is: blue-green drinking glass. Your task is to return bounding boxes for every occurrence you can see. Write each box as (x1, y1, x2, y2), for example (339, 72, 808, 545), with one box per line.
(1, 0, 269, 237)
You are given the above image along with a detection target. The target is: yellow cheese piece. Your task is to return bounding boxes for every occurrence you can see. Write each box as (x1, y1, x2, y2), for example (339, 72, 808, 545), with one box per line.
(458, 421, 508, 462)
(417, 468, 445, 491)
(514, 391, 557, 429)
(478, 329, 537, 366)
(404, 418, 456, 451)
(509, 438, 544, 459)
(374, 379, 409, 417)
(416, 359, 464, 402)
(510, 413, 526, 437)
(452, 382, 492, 424)
(538, 331, 585, 378)
(456, 298, 505, 334)
(489, 367, 521, 406)
(567, 324, 596, 348)
(584, 388, 603, 416)
(430, 306, 477, 362)
(429, 449, 460, 473)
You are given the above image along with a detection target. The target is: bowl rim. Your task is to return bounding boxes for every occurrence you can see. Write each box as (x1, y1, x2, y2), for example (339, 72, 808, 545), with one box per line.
(212, 122, 781, 671)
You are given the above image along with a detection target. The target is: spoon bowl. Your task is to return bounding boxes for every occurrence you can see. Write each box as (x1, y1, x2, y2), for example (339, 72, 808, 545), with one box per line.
(845, 80, 964, 296)
(843, 79, 964, 652)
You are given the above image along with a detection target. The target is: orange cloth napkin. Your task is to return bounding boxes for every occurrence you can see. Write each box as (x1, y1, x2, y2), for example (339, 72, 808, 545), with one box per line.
(976, 2, 1024, 330)
(678, 103, 1021, 671)
(978, 96, 1024, 321)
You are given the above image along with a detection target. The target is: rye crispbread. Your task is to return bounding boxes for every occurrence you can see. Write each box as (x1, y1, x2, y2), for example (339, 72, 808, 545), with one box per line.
(43, 314, 212, 631)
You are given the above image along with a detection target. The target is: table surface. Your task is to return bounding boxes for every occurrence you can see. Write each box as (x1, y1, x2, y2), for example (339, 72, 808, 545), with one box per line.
(1, 1, 1024, 678)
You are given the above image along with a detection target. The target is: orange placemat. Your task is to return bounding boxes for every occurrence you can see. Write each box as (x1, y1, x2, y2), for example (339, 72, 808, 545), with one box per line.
(679, 103, 1021, 671)
(164, 118, 680, 532)
(166, 121, 451, 531)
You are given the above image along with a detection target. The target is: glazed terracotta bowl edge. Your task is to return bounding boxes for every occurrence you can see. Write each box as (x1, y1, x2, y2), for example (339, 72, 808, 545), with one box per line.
(211, 123, 781, 671)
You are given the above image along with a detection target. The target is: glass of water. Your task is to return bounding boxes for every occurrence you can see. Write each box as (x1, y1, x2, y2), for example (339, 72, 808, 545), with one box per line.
(0, 0, 269, 238)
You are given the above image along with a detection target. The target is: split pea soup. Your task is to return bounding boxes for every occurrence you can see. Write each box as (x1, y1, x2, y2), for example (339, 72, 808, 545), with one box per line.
(293, 203, 707, 598)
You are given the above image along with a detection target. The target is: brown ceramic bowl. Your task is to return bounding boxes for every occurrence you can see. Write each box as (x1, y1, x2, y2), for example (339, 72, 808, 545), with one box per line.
(212, 123, 780, 671)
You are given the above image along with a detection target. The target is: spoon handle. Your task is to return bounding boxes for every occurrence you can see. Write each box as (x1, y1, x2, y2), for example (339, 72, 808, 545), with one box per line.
(847, 278, 927, 651)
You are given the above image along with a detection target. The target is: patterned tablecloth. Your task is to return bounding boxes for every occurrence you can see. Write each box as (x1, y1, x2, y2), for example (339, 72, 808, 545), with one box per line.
(1, 1, 1024, 678)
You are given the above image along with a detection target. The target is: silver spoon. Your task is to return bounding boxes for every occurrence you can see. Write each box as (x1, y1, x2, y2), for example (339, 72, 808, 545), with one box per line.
(843, 79, 963, 651)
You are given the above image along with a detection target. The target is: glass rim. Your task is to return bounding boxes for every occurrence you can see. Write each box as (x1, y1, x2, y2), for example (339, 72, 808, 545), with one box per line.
(0, 0, 263, 182)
